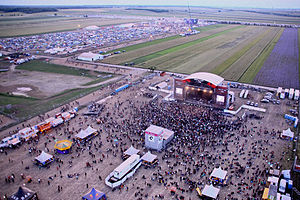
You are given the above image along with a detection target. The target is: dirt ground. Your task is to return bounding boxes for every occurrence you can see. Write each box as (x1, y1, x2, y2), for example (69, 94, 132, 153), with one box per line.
(0, 69, 94, 98)
(0, 72, 296, 200)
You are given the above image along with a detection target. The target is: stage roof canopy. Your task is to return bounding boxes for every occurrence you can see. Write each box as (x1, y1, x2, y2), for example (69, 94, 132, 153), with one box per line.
(184, 72, 224, 86)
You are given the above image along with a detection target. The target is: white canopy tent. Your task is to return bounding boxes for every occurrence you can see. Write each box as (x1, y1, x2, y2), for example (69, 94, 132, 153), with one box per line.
(124, 146, 140, 156)
(75, 126, 97, 140)
(281, 128, 294, 139)
(202, 184, 220, 199)
(35, 151, 53, 165)
(210, 167, 227, 180)
(141, 151, 157, 163)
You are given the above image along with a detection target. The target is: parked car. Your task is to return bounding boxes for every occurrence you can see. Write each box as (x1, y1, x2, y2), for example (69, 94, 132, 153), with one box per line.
(261, 99, 269, 103)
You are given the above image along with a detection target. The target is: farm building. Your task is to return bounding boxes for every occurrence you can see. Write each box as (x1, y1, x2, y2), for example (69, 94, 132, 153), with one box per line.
(78, 52, 104, 62)
(173, 72, 229, 109)
(144, 125, 174, 151)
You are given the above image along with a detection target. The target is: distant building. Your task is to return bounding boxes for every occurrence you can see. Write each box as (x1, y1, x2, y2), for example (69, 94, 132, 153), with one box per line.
(84, 25, 100, 30)
(144, 125, 174, 151)
(77, 52, 104, 62)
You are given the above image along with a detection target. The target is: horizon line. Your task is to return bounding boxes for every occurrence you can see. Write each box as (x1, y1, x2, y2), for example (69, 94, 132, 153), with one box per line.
(0, 4, 299, 10)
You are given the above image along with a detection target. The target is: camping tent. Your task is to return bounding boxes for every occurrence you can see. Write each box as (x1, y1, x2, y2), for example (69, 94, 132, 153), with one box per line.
(8, 186, 38, 200)
(75, 126, 98, 142)
(35, 151, 54, 166)
(141, 151, 158, 167)
(78, 52, 104, 62)
(281, 128, 294, 139)
(201, 184, 220, 199)
(122, 146, 140, 159)
(54, 140, 72, 154)
(82, 188, 106, 200)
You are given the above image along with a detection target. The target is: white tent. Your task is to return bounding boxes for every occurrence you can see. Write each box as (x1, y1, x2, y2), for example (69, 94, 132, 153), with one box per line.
(267, 176, 279, 186)
(141, 151, 157, 163)
(281, 170, 291, 179)
(124, 146, 140, 156)
(202, 184, 220, 199)
(35, 151, 53, 165)
(84, 25, 100, 30)
(210, 167, 227, 180)
(78, 52, 104, 62)
(281, 128, 294, 139)
(75, 126, 97, 140)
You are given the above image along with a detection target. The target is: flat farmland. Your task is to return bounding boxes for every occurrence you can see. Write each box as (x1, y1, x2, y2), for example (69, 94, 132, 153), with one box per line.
(139, 26, 270, 74)
(0, 16, 141, 37)
(219, 27, 282, 81)
(253, 28, 299, 89)
(103, 24, 234, 65)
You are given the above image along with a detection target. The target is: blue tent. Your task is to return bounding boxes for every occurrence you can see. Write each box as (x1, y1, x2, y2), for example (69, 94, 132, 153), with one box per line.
(82, 188, 106, 200)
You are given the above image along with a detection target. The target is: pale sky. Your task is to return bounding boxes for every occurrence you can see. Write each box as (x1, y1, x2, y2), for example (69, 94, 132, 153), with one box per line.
(0, 0, 300, 9)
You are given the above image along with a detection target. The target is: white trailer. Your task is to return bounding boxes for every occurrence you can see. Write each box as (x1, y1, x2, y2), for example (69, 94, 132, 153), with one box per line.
(276, 87, 282, 96)
(289, 88, 294, 100)
(244, 90, 249, 99)
(280, 92, 285, 99)
(105, 154, 141, 188)
(239, 89, 245, 98)
(294, 90, 299, 100)
(114, 154, 140, 179)
(279, 179, 286, 193)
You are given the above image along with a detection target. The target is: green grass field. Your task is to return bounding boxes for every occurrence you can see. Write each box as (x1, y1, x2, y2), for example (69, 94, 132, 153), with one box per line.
(238, 28, 284, 83)
(127, 26, 242, 66)
(16, 60, 98, 77)
(106, 24, 227, 55)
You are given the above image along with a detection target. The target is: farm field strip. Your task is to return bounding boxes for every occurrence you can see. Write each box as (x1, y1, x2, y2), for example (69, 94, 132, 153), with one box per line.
(238, 28, 284, 83)
(156, 26, 268, 74)
(253, 28, 299, 89)
(199, 27, 269, 73)
(103, 25, 234, 65)
(220, 27, 281, 81)
(211, 28, 274, 75)
(128, 25, 243, 66)
(106, 24, 226, 54)
(137, 26, 266, 74)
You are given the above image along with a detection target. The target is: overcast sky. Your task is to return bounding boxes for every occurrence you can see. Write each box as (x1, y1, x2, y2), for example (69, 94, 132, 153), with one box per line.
(0, 0, 299, 9)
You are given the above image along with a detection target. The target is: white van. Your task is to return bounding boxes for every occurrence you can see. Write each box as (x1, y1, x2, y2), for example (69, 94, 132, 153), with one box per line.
(279, 179, 286, 193)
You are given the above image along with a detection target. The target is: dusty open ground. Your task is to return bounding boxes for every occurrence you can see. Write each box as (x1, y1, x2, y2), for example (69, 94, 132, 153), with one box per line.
(0, 70, 94, 98)
(0, 73, 296, 200)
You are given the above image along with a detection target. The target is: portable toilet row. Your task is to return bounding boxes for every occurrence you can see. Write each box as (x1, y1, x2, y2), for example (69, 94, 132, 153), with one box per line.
(239, 89, 249, 99)
(278, 87, 299, 100)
